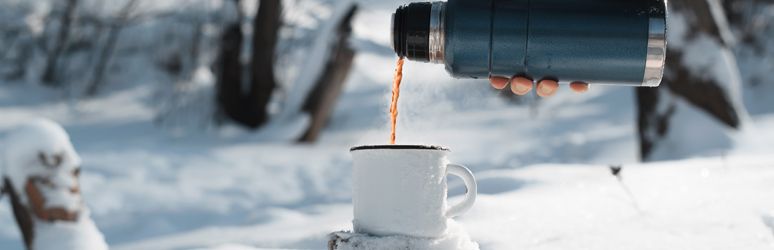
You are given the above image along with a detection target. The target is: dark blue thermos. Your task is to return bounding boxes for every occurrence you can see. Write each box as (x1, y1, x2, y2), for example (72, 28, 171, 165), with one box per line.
(391, 0, 667, 86)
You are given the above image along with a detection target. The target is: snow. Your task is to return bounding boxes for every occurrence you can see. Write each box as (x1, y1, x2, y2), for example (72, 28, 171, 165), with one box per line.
(265, 0, 355, 141)
(734, 3, 774, 116)
(329, 220, 479, 250)
(2, 118, 80, 200)
(34, 208, 109, 250)
(645, 3, 765, 161)
(0, 0, 773, 249)
(1, 119, 108, 250)
(458, 156, 774, 250)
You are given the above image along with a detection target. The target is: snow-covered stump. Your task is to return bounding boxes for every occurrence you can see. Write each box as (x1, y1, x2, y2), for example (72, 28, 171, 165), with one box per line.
(636, 0, 755, 161)
(327, 221, 479, 250)
(1, 119, 108, 250)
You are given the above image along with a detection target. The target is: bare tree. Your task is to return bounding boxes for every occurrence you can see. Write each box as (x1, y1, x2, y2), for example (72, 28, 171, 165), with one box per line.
(216, 0, 246, 125)
(217, 0, 282, 128)
(85, 0, 138, 96)
(299, 6, 358, 142)
(42, 0, 78, 85)
(215, 0, 359, 137)
(248, 0, 282, 127)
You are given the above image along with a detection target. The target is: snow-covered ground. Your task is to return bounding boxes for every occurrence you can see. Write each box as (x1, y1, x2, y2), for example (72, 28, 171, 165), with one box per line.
(1, 0, 774, 249)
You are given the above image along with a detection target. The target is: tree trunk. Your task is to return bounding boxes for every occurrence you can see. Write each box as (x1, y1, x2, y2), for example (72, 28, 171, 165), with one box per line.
(246, 0, 282, 128)
(4, 178, 34, 250)
(216, 22, 246, 125)
(85, 24, 122, 96)
(298, 6, 357, 142)
(217, 0, 281, 128)
(42, 0, 78, 85)
(85, 0, 137, 96)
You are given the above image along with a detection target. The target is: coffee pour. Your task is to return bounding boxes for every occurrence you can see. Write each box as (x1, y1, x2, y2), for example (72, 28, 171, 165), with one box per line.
(389, 58, 404, 144)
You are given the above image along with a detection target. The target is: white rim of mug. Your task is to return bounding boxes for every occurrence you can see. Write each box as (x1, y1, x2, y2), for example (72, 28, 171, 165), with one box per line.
(350, 145, 450, 152)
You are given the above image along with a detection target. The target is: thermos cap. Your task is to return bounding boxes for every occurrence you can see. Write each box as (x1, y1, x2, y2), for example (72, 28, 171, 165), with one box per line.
(392, 2, 433, 63)
(392, 2, 445, 64)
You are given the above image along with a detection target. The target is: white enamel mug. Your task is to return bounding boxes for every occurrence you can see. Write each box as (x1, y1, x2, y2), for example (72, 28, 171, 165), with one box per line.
(350, 145, 477, 238)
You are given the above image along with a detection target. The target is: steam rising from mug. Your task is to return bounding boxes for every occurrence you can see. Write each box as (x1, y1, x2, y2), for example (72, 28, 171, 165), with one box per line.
(391, 0, 667, 86)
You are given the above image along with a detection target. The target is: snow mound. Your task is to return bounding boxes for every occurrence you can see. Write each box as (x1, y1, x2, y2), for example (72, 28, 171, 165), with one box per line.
(190, 244, 268, 250)
(2, 118, 80, 200)
(1, 118, 108, 250)
(328, 220, 479, 250)
(34, 208, 109, 250)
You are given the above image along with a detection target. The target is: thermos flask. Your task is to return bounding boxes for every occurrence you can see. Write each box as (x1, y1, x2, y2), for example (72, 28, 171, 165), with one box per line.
(391, 0, 667, 86)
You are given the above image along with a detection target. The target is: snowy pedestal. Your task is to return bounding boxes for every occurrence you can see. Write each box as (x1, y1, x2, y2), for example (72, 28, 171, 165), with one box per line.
(327, 221, 479, 250)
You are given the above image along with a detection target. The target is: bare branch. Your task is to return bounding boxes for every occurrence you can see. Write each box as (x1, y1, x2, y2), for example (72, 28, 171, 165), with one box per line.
(42, 0, 79, 85)
(85, 0, 138, 96)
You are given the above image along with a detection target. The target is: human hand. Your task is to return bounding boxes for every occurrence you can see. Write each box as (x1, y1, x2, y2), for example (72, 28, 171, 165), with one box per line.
(489, 76, 590, 98)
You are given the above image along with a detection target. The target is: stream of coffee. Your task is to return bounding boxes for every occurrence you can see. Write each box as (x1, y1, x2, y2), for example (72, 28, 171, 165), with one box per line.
(389, 57, 404, 144)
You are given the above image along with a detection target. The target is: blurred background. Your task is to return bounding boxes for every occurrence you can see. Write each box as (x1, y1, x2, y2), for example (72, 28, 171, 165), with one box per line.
(1, 0, 774, 249)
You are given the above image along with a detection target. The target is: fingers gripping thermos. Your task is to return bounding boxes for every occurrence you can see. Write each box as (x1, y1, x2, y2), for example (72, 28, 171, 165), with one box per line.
(392, 0, 667, 86)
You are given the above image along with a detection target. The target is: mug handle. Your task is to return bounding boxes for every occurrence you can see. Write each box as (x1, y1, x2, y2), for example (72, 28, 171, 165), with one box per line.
(445, 163, 477, 218)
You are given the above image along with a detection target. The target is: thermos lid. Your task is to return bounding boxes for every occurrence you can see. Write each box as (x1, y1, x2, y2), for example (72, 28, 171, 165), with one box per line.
(392, 2, 433, 62)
